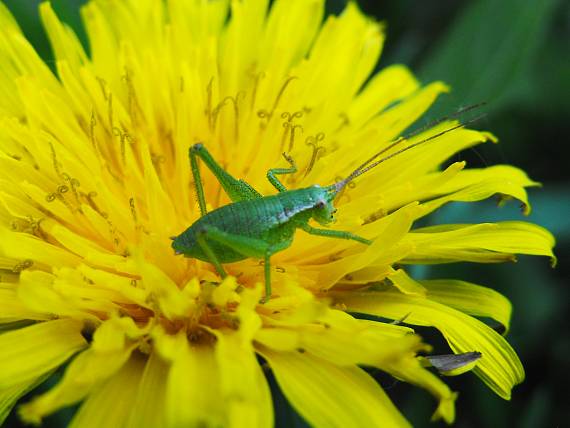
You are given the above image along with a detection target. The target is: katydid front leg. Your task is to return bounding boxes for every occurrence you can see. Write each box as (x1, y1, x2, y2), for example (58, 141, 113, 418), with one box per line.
(267, 152, 297, 192)
(300, 223, 371, 245)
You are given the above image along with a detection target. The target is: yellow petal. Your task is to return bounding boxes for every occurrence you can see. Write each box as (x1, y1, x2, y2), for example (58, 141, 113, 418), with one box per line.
(422, 279, 512, 333)
(388, 268, 427, 296)
(214, 331, 273, 428)
(386, 357, 457, 423)
(340, 290, 524, 399)
(40, 2, 87, 72)
(19, 316, 143, 424)
(0, 319, 86, 389)
(0, 373, 51, 426)
(0, 2, 19, 33)
(422, 165, 537, 214)
(0, 6, 60, 116)
(68, 356, 146, 428)
(355, 125, 491, 203)
(152, 327, 225, 427)
(293, 2, 384, 116)
(0, 286, 50, 323)
(347, 65, 419, 129)
(125, 351, 168, 428)
(136, 255, 193, 320)
(304, 203, 417, 289)
(262, 349, 410, 428)
(77, 264, 149, 307)
(0, 227, 81, 268)
(220, 0, 272, 94)
(405, 221, 556, 265)
(18, 270, 98, 319)
(260, 0, 324, 74)
(213, 286, 271, 427)
(257, 309, 422, 369)
(46, 223, 116, 261)
(211, 275, 240, 306)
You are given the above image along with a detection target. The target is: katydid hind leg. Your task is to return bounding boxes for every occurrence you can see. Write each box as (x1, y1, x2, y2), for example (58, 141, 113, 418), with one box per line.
(196, 229, 228, 279)
(261, 246, 280, 303)
(263, 252, 271, 303)
(267, 152, 297, 192)
(189, 144, 262, 216)
(196, 225, 277, 301)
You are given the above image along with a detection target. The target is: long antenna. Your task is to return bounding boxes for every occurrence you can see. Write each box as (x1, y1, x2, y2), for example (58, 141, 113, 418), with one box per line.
(348, 102, 487, 177)
(334, 112, 487, 192)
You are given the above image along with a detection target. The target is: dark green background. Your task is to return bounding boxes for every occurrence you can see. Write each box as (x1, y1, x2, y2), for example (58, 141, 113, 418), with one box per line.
(3, 0, 569, 427)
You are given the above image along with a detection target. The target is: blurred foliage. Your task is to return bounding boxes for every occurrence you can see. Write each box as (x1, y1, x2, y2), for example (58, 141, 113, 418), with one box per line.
(2, 0, 569, 427)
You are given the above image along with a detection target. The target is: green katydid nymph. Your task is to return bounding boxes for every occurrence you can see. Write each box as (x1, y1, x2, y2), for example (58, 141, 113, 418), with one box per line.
(171, 111, 483, 302)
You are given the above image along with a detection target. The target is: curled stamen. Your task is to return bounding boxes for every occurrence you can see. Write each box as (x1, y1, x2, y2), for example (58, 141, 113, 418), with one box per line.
(57, 184, 69, 194)
(29, 217, 44, 237)
(113, 127, 134, 163)
(105, 219, 120, 248)
(257, 76, 298, 127)
(289, 125, 303, 152)
(62, 173, 81, 205)
(45, 193, 57, 202)
(10, 216, 44, 236)
(281, 111, 303, 122)
(211, 94, 242, 140)
(303, 132, 326, 178)
(280, 111, 304, 152)
(113, 127, 133, 143)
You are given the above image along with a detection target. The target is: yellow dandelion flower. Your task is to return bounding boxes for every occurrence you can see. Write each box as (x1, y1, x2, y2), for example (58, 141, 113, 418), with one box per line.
(0, 0, 555, 427)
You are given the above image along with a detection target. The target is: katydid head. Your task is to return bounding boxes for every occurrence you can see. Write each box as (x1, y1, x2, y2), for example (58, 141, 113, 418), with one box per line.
(312, 193, 338, 225)
(301, 185, 338, 225)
